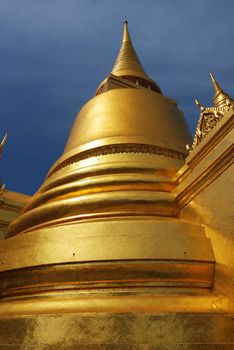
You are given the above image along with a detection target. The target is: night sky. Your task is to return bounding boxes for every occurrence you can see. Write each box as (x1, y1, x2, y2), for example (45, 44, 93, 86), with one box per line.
(0, 0, 233, 195)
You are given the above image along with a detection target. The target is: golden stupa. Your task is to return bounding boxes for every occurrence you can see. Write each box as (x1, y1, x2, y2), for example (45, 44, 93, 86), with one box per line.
(0, 22, 233, 348)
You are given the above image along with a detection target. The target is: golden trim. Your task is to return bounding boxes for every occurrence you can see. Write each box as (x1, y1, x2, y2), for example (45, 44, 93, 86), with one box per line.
(0, 260, 214, 299)
(48, 143, 186, 178)
(0, 293, 227, 316)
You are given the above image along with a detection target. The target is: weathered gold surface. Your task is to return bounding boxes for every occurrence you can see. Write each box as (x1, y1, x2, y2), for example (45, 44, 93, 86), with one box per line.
(0, 312, 233, 349)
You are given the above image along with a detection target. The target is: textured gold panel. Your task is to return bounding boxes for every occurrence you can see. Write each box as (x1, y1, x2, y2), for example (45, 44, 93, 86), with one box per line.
(0, 313, 233, 348)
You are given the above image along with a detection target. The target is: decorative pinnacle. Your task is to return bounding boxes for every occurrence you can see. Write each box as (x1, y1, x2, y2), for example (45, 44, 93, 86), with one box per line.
(123, 20, 131, 42)
(209, 71, 232, 108)
(195, 99, 201, 108)
(111, 21, 149, 80)
(195, 99, 205, 111)
(209, 71, 222, 95)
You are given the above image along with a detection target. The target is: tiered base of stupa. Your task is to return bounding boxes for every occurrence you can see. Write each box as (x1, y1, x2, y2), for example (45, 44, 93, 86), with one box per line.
(0, 148, 222, 348)
(0, 214, 226, 349)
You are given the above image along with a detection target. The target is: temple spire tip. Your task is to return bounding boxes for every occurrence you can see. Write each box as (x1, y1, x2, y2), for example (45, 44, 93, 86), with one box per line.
(123, 20, 131, 42)
(209, 71, 233, 108)
(110, 21, 162, 94)
(209, 71, 221, 95)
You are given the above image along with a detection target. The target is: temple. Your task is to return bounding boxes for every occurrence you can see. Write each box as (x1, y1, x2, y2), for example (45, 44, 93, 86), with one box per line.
(0, 22, 233, 348)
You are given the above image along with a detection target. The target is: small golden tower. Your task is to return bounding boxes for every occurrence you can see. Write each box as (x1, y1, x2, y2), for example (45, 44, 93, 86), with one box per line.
(209, 71, 233, 108)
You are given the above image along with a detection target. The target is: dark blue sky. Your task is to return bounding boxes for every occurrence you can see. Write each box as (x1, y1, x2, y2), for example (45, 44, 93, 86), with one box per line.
(0, 0, 233, 195)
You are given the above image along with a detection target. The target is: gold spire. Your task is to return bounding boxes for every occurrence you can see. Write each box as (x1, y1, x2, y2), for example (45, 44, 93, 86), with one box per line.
(209, 71, 222, 95)
(111, 21, 149, 81)
(195, 99, 205, 111)
(209, 71, 233, 108)
(122, 20, 131, 42)
(0, 133, 7, 158)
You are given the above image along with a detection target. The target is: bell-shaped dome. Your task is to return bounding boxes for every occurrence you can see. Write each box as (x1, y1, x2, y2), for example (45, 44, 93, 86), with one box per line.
(63, 88, 190, 159)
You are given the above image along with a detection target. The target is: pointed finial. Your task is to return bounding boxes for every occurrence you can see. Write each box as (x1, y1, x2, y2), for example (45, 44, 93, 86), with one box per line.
(0, 133, 7, 158)
(108, 22, 162, 94)
(195, 99, 204, 111)
(209, 71, 222, 95)
(209, 71, 233, 108)
(195, 99, 201, 108)
(111, 22, 149, 80)
(123, 20, 131, 42)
